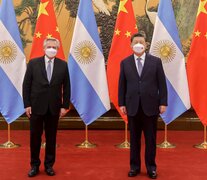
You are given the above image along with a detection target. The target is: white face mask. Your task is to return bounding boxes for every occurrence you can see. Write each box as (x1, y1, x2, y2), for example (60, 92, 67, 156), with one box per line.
(45, 48, 57, 58)
(133, 43, 145, 54)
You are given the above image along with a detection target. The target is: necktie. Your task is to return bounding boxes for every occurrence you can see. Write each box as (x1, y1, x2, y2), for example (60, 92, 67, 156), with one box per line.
(47, 60, 52, 82)
(137, 57, 143, 76)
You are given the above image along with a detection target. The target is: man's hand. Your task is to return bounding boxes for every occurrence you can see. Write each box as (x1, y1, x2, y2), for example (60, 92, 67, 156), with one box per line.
(120, 106, 127, 115)
(59, 108, 68, 118)
(25, 107, 32, 118)
(159, 105, 167, 114)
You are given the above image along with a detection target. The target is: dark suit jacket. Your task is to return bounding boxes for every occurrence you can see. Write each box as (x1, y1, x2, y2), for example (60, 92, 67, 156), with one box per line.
(118, 53, 167, 117)
(23, 56, 70, 115)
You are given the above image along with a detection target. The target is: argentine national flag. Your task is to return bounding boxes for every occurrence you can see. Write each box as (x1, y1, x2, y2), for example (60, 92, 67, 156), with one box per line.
(68, 0, 111, 125)
(150, 0, 190, 124)
(0, 0, 26, 123)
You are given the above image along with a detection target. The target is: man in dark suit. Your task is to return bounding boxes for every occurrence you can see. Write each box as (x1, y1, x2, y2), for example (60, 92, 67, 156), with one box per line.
(23, 38, 70, 177)
(118, 33, 167, 179)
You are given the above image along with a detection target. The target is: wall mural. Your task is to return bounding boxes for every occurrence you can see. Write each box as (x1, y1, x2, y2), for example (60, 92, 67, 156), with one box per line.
(12, 0, 199, 61)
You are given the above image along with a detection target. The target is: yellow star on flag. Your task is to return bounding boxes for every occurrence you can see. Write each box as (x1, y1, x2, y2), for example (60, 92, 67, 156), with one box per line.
(125, 31, 131, 38)
(115, 29, 121, 36)
(38, 1, 49, 18)
(197, 0, 207, 16)
(118, 0, 128, 14)
(35, 31, 42, 38)
(46, 33, 53, 38)
(56, 27, 59, 32)
(194, 30, 201, 37)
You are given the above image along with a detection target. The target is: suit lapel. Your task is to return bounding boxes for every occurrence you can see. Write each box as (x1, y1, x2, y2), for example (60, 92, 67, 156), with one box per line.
(50, 58, 58, 83)
(40, 56, 48, 81)
(128, 55, 140, 79)
(140, 53, 150, 78)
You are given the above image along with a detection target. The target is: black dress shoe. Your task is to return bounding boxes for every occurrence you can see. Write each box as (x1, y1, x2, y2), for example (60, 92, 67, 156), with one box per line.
(148, 171, 157, 179)
(45, 167, 55, 176)
(28, 166, 39, 177)
(128, 169, 140, 177)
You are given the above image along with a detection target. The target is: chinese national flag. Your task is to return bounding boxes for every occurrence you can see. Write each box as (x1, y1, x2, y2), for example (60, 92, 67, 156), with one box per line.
(30, 0, 65, 60)
(187, 0, 207, 125)
(107, 0, 137, 122)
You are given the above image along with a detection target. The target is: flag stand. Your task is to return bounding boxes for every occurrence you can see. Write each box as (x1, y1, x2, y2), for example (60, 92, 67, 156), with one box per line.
(157, 124, 176, 148)
(194, 125, 207, 149)
(41, 142, 46, 148)
(76, 125, 96, 148)
(41, 142, 59, 148)
(0, 124, 20, 148)
(41, 133, 59, 148)
(41, 128, 46, 148)
(116, 122, 130, 149)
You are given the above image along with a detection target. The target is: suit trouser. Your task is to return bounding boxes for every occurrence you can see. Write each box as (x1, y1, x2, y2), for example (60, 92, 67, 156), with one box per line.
(29, 110, 59, 168)
(128, 105, 158, 173)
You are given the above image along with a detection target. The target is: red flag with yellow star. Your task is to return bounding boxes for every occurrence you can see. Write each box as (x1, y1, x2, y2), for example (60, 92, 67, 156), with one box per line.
(30, 0, 65, 60)
(187, 0, 207, 125)
(107, 0, 137, 122)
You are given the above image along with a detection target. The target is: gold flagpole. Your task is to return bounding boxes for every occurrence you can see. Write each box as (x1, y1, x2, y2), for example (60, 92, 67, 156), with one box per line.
(157, 124, 176, 148)
(76, 125, 96, 148)
(194, 125, 207, 149)
(116, 122, 130, 148)
(0, 124, 20, 148)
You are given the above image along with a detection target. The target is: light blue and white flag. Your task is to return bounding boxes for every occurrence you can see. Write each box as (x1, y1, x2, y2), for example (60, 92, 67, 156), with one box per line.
(68, 0, 110, 125)
(150, 0, 190, 124)
(0, 0, 26, 123)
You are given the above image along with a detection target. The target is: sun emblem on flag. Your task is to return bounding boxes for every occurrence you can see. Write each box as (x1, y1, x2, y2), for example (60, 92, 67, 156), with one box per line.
(0, 40, 17, 64)
(151, 40, 176, 63)
(74, 41, 96, 64)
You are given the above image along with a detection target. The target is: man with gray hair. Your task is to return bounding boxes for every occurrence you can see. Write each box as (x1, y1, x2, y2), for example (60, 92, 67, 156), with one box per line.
(23, 38, 70, 177)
